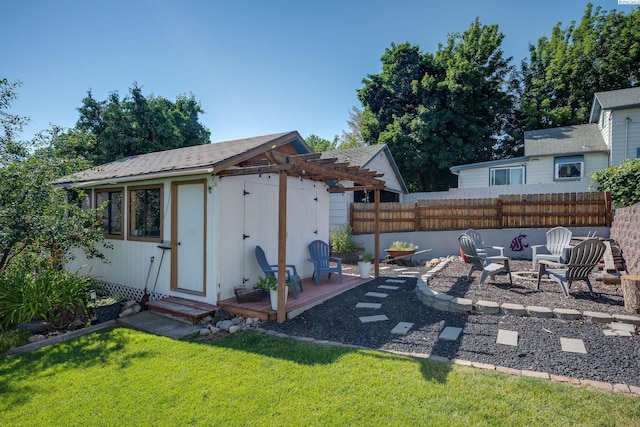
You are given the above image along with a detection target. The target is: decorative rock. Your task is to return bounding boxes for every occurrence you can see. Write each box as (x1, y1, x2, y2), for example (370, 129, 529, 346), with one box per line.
(217, 320, 234, 331)
(212, 308, 235, 324)
(121, 300, 138, 311)
(198, 328, 210, 336)
(475, 300, 500, 314)
(582, 311, 613, 323)
(231, 317, 244, 325)
(553, 308, 582, 320)
(119, 304, 141, 318)
(17, 321, 51, 334)
(501, 303, 526, 316)
(200, 315, 213, 325)
(526, 306, 554, 318)
(28, 334, 46, 342)
(229, 325, 241, 333)
(208, 325, 221, 334)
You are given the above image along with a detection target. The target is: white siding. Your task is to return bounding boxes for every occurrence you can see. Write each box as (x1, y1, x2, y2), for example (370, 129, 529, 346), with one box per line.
(610, 109, 640, 166)
(457, 167, 489, 188)
(329, 191, 351, 227)
(366, 153, 404, 193)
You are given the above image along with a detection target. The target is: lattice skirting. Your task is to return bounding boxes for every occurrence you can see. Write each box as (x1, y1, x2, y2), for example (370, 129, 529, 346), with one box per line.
(91, 280, 169, 303)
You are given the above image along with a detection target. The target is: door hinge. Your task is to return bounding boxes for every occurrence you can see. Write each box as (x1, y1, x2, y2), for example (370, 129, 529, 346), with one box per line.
(314, 230, 318, 234)
(243, 190, 250, 196)
(243, 234, 250, 240)
(243, 278, 249, 283)
(314, 197, 318, 202)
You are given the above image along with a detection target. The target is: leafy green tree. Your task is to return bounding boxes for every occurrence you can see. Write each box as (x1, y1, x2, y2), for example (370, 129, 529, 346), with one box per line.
(520, 3, 640, 130)
(359, 18, 516, 191)
(339, 106, 366, 149)
(306, 134, 339, 152)
(0, 79, 107, 272)
(0, 79, 30, 164)
(592, 160, 640, 207)
(62, 84, 211, 165)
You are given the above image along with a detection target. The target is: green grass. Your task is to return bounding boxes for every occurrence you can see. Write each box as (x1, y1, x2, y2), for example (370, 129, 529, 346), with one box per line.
(1, 328, 638, 426)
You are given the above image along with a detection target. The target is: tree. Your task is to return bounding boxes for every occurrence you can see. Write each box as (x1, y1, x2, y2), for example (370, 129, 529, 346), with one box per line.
(520, 4, 640, 130)
(306, 134, 339, 152)
(0, 79, 107, 272)
(339, 106, 366, 149)
(592, 160, 640, 208)
(359, 18, 517, 191)
(0, 79, 30, 164)
(62, 84, 211, 165)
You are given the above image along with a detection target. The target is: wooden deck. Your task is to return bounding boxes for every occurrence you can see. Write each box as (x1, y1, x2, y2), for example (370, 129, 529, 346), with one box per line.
(219, 273, 370, 321)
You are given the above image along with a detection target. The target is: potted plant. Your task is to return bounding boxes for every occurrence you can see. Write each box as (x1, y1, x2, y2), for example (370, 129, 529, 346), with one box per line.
(256, 275, 287, 310)
(329, 224, 362, 264)
(386, 241, 418, 259)
(358, 253, 373, 278)
(88, 293, 122, 323)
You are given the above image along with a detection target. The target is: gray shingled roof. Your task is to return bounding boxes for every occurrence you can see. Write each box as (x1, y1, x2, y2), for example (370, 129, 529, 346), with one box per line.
(319, 144, 408, 193)
(56, 131, 305, 185)
(524, 124, 607, 157)
(590, 87, 640, 122)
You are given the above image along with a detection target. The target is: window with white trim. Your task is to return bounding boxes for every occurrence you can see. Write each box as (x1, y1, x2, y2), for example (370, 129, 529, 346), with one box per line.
(554, 156, 583, 180)
(489, 166, 525, 186)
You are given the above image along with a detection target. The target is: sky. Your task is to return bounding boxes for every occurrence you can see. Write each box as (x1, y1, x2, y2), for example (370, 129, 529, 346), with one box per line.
(3, 0, 634, 145)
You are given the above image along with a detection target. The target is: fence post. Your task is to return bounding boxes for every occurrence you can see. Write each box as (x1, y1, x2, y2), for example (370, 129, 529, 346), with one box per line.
(605, 192, 613, 227)
(414, 203, 420, 231)
(497, 198, 503, 229)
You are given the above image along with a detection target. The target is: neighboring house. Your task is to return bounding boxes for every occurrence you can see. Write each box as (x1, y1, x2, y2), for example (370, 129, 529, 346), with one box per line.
(320, 144, 408, 227)
(450, 87, 640, 191)
(55, 131, 384, 305)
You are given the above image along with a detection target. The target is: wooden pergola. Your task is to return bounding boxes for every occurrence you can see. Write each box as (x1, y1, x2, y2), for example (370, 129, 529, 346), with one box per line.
(218, 150, 386, 322)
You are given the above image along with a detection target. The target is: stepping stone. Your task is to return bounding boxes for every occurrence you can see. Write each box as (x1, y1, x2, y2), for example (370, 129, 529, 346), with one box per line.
(398, 270, 419, 275)
(359, 314, 389, 323)
(355, 302, 382, 309)
(365, 292, 388, 298)
(603, 329, 632, 337)
(560, 338, 587, 354)
(378, 285, 399, 290)
(379, 266, 390, 270)
(496, 329, 519, 346)
(439, 326, 463, 341)
(391, 322, 414, 335)
(609, 322, 636, 333)
(385, 278, 405, 284)
(393, 268, 407, 272)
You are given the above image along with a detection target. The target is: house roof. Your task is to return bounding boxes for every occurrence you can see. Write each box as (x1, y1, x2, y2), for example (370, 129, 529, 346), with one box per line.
(590, 86, 640, 122)
(524, 124, 608, 157)
(450, 156, 529, 173)
(319, 144, 409, 193)
(55, 131, 310, 186)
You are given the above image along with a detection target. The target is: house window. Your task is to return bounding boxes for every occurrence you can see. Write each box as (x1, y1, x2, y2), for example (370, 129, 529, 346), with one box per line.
(95, 189, 123, 239)
(489, 166, 525, 186)
(554, 156, 583, 180)
(67, 189, 91, 211)
(129, 185, 163, 240)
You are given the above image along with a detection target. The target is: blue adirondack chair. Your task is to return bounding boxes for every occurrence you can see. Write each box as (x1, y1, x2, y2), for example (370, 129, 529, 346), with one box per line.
(307, 240, 343, 286)
(254, 246, 302, 298)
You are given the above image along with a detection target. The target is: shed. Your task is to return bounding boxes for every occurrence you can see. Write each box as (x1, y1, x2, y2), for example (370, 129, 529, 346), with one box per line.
(56, 131, 386, 321)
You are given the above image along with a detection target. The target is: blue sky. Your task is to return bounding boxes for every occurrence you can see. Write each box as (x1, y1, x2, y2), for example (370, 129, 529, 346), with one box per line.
(4, 0, 631, 144)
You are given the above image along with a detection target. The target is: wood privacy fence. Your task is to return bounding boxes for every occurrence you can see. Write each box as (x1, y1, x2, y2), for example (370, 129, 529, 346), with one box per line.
(350, 192, 613, 234)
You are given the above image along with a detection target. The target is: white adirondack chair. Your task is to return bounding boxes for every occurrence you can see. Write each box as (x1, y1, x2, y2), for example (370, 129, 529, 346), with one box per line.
(531, 226, 573, 270)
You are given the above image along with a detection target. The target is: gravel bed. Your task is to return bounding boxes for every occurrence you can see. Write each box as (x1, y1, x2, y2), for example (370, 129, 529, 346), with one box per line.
(264, 272, 640, 387)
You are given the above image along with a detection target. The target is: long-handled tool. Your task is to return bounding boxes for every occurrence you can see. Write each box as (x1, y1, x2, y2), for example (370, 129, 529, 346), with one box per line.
(140, 256, 155, 309)
(151, 241, 171, 296)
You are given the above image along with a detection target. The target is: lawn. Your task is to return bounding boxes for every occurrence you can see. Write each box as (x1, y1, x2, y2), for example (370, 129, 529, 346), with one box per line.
(1, 327, 638, 426)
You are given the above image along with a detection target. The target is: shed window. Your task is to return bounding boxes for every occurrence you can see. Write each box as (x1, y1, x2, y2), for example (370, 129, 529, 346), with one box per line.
(554, 156, 583, 180)
(129, 186, 162, 240)
(489, 166, 524, 186)
(95, 189, 123, 239)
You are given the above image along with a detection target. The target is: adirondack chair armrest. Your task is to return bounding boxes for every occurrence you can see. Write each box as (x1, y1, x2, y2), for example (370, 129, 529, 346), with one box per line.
(490, 246, 505, 256)
(268, 264, 299, 276)
(537, 259, 566, 268)
(328, 256, 343, 267)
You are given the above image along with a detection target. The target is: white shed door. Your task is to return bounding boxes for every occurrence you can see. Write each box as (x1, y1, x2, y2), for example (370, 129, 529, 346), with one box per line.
(243, 181, 279, 284)
(171, 180, 206, 295)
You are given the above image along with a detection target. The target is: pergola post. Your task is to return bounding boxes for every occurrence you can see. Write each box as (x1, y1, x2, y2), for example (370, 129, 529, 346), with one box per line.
(374, 188, 380, 277)
(277, 170, 287, 323)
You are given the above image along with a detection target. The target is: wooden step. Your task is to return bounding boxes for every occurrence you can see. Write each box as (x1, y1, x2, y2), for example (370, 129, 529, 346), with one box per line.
(146, 297, 218, 324)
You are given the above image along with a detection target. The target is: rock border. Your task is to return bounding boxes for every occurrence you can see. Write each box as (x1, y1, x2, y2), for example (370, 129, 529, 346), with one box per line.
(416, 257, 640, 327)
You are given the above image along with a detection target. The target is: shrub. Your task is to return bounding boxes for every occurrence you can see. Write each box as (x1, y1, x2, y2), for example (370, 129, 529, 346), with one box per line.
(329, 224, 358, 253)
(0, 268, 95, 328)
(0, 328, 31, 353)
(592, 159, 640, 207)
